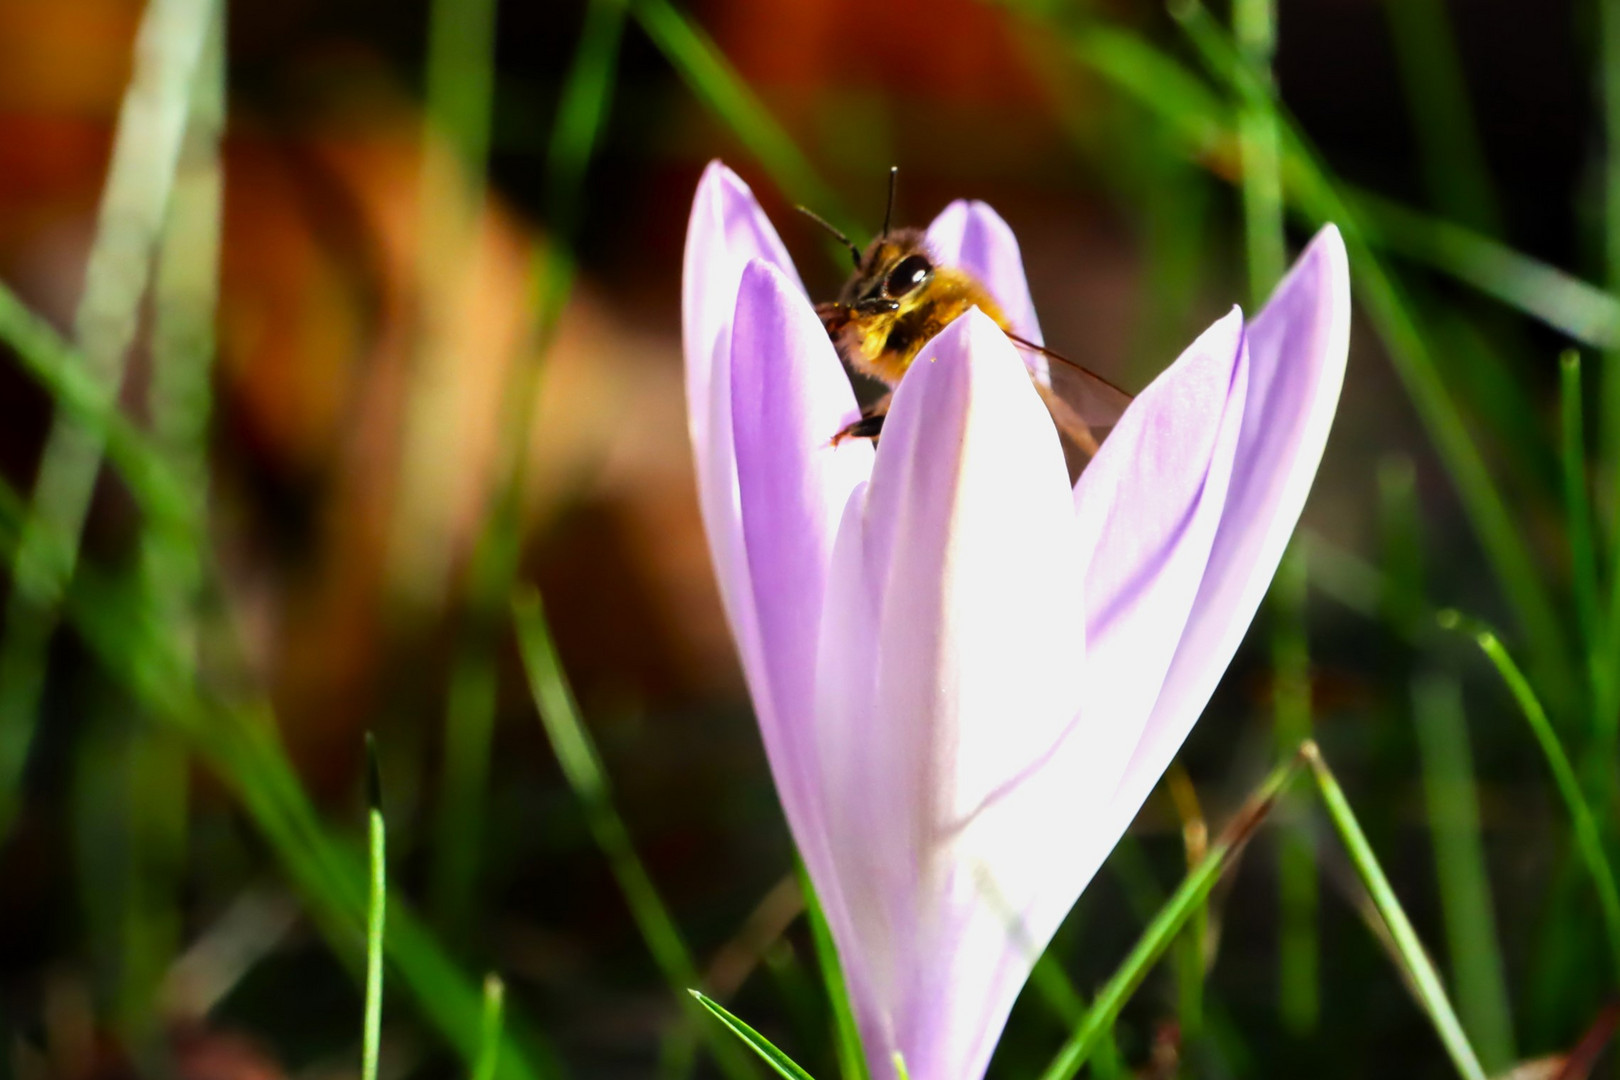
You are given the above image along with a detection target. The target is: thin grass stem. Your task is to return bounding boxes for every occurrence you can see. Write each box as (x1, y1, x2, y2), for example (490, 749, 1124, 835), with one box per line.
(1380, 0, 1499, 233)
(431, 0, 620, 940)
(0, 466, 558, 1080)
(1411, 672, 1517, 1072)
(1303, 742, 1487, 1080)
(1346, 188, 1620, 350)
(1165, 0, 1574, 714)
(473, 975, 506, 1080)
(627, 0, 850, 232)
(548, 0, 626, 236)
(0, 0, 217, 837)
(389, 0, 503, 603)
(1561, 352, 1607, 723)
(1233, 0, 1284, 301)
(690, 991, 817, 1080)
(1002, 0, 1620, 350)
(363, 736, 387, 1080)
(1270, 545, 1318, 1035)
(797, 863, 869, 1080)
(1441, 613, 1620, 986)
(116, 2, 224, 1048)
(512, 588, 757, 1080)
(1603, 0, 1620, 570)
(1037, 751, 1303, 1080)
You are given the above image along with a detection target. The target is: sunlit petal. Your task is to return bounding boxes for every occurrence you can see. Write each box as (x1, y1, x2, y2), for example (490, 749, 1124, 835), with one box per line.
(815, 309, 1086, 1080)
(926, 200, 1046, 382)
(729, 257, 873, 932)
(1112, 225, 1350, 829)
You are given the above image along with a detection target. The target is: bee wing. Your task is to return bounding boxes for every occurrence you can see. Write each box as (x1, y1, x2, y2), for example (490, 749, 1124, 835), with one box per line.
(1007, 332, 1133, 474)
(1046, 354, 1133, 432)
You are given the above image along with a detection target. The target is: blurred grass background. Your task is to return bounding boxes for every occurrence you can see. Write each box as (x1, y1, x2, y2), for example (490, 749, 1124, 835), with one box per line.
(0, 0, 1618, 1076)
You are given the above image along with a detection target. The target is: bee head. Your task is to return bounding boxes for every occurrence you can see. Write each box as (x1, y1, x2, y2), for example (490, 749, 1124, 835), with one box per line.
(843, 229, 935, 311)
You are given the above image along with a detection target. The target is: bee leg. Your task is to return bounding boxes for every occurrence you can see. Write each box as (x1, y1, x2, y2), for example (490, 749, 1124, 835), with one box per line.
(831, 414, 886, 445)
(830, 394, 891, 446)
(815, 301, 851, 334)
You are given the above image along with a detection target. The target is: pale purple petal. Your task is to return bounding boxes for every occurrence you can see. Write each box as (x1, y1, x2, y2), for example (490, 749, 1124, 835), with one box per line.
(926, 200, 1046, 382)
(683, 161, 802, 474)
(680, 162, 804, 769)
(814, 309, 1089, 1080)
(1071, 308, 1249, 804)
(729, 258, 873, 953)
(1109, 225, 1351, 829)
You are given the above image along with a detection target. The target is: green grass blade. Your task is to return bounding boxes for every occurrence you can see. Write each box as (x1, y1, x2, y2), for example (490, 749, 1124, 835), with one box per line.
(1164, 0, 1574, 714)
(363, 735, 387, 1080)
(391, 0, 502, 604)
(1380, 0, 1499, 233)
(1345, 188, 1620, 351)
(423, 0, 498, 172)
(1411, 672, 1517, 1071)
(628, 0, 849, 230)
(0, 466, 560, 1080)
(689, 991, 818, 1080)
(1560, 352, 1605, 710)
(116, 722, 189, 1049)
(1270, 545, 1318, 1035)
(207, 706, 560, 1080)
(1163, 767, 1210, 1048)
(431, 0, 620, 938)
(473, 975, 506, 1080)
(998, 0, 1574, 712)
(145, 0, 223, 555)
(117, 1, 224, 1047)
(1440, 612, 1620, 985)
(1376, 456, 1426, 637)
(1602, 0, 1620, 559)
(795, 862, 869, 1080)
(512, 588, 756, 1080)
(1303, 743, 1488, 1080)
(1232, 0, 1284, 301)
(1038, 751, 1303, 1080)
(0, 0, 217, 836)
(1017, 0, 1617, 352)
(0, 284, 189, 525)
(549, 0, 626, 235)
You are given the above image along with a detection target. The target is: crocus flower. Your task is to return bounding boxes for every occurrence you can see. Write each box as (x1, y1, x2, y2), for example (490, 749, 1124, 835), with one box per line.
(683, 161, 1348, 1080)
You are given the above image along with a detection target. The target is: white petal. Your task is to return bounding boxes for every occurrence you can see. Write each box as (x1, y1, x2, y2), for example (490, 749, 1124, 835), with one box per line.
(729, 258, 873, 945)
(1110, 226, 1350, 832)
(815, 309, 1087, 1080)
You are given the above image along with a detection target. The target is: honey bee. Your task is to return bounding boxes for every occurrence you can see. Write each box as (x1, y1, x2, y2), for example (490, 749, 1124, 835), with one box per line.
(804, 169, 1132, 461)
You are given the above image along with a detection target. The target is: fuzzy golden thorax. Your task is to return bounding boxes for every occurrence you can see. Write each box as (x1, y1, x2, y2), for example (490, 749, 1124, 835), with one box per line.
(815, 227, 1011, 387)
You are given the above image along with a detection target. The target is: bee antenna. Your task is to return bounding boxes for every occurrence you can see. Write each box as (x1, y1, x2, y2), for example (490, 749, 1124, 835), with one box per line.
(796, 206, 863, 269)
(882, 165, 898, 238)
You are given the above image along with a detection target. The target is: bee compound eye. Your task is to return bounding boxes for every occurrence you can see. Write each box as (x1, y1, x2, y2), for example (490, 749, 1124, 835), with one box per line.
(884, 254, 933, 297)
